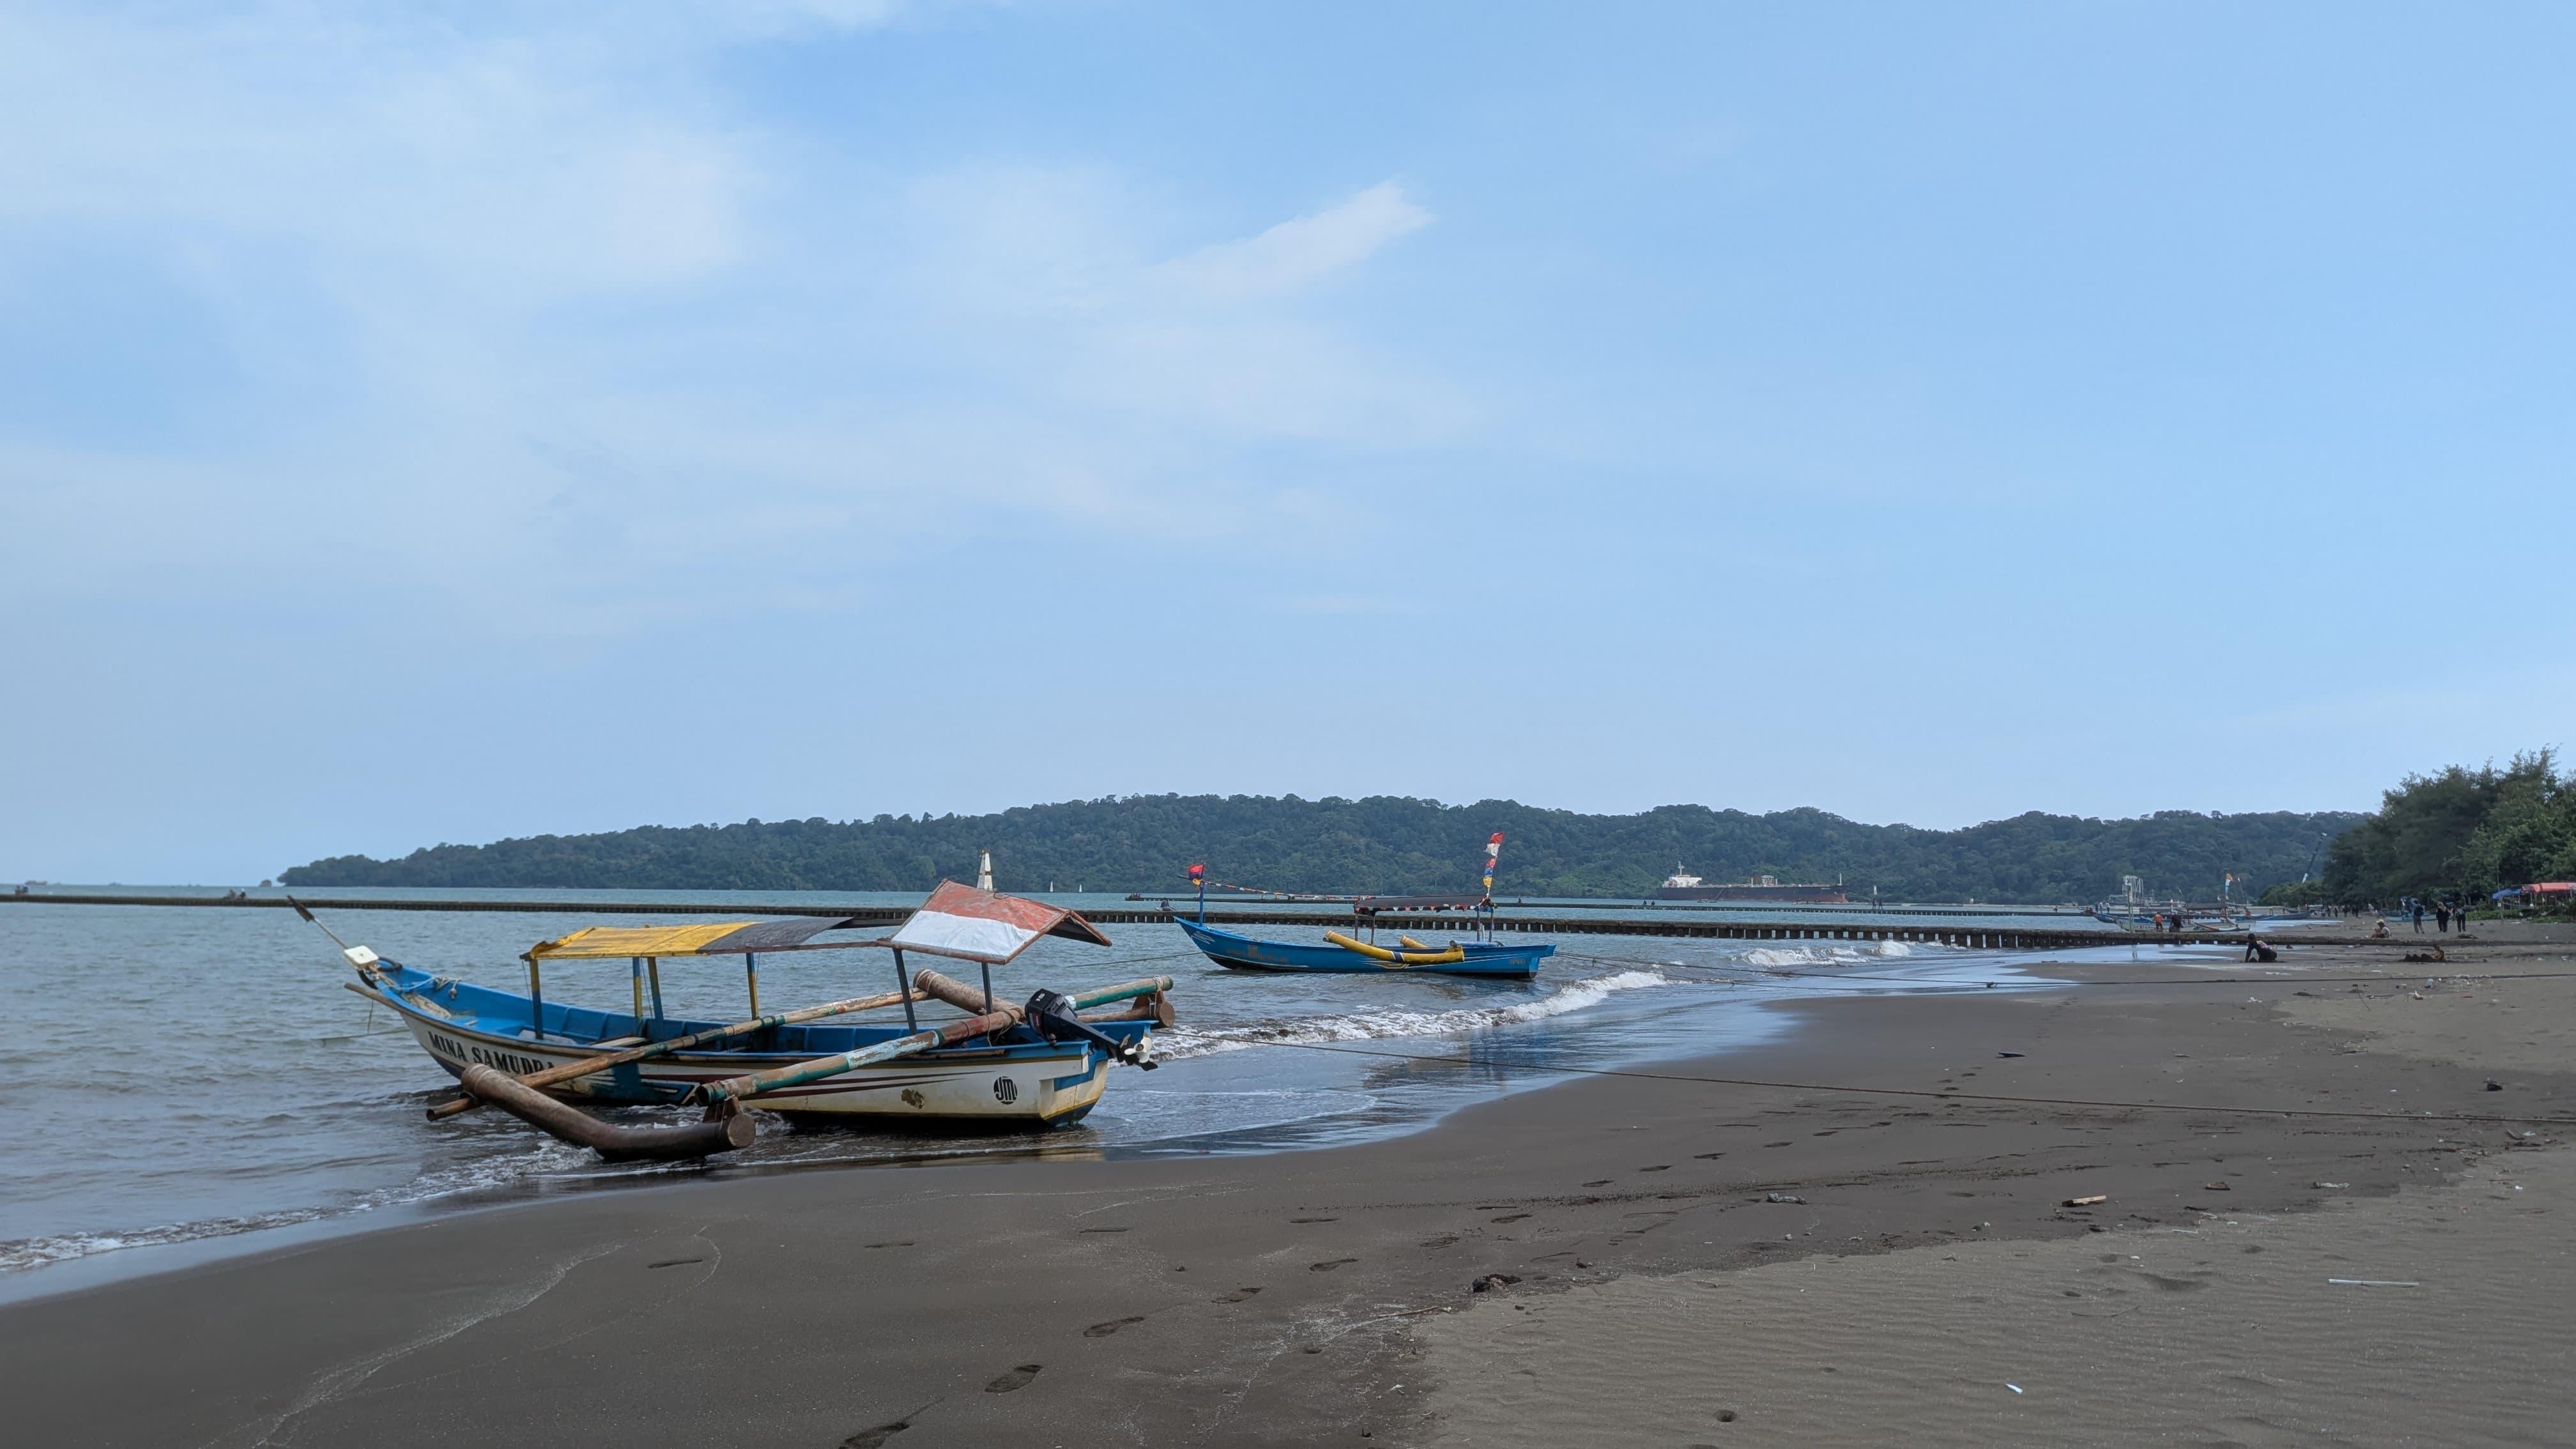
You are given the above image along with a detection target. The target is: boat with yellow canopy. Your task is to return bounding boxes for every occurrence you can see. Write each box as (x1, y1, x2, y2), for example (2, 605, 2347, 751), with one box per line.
(330, 882, 1173, 1160)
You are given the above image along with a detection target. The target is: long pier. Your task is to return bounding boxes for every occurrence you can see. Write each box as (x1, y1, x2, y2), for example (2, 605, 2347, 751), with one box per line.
(2, 891, 2258, 951)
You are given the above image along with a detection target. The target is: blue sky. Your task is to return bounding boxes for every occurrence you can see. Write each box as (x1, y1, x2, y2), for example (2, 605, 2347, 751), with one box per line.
(4, 2, 2570, 882)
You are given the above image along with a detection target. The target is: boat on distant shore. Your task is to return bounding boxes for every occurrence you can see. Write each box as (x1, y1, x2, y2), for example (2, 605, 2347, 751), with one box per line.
(319, 882, 1173, 1160)
(1653, 867, 1847, 903)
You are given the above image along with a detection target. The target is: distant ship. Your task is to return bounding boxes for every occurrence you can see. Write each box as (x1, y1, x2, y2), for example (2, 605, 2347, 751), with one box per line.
(1653, 866, 1847, 904)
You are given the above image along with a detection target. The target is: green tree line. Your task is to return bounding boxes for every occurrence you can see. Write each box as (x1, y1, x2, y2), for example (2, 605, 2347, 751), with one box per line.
(282, 795, 2359, 903)
(2312, 750, 2576, 907)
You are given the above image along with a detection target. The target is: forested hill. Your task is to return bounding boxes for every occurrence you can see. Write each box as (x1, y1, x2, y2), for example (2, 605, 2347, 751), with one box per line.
(280, 796, 2361, 903)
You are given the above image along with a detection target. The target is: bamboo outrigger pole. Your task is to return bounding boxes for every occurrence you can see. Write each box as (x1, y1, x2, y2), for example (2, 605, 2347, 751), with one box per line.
(453, 1064, 756, 1162)
(418, 983, 924, 1121)
(691, 973, 1175, 1108)
(689, 1006, 1022, 1107)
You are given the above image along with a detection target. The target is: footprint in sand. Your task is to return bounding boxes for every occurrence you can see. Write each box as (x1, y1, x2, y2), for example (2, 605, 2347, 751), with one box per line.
(1084, 1317, 1147, 1338)
(1491, 1213, 1531, 1223)
(984, 1364, 1042, 1393)
(1079, 1227, 1130, 1234)
(1694, 1153, 1726, 1160)
(1420, 1234, 1461, 1248)
(1289, 1216, 1339, 1223)
(1310, 1258, 1359, 1272)
(840, 1420, 912, 1448)
(1765, 1141, 1794, 1148)
(1212, 1287, 1264, 1303)
(646, 1257, 705, 1269)
(1583, 1179, 1614, 1188)
(1637, 1165, 1670, 1172)
(864, 1241, 915, 1250)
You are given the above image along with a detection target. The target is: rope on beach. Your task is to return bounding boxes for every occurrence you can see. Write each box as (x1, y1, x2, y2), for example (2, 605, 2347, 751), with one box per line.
(1259, 1039, 2576, 1128)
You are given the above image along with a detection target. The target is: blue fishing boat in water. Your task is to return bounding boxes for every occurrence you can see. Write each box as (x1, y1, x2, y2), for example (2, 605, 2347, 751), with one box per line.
(1173, 832, 1558, 979)
(1174, 916, 1556, 979)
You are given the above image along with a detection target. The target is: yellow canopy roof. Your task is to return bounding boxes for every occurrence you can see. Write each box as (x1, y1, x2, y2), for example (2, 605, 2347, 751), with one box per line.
(529, 922, 779, 961)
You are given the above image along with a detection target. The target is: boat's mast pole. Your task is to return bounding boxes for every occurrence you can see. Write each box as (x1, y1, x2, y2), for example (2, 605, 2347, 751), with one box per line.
(523, 953, 547, 1041)
(287, 897, 383, 984)
(893, 947, 919, 1031)
(1482, 832, 1502, 942)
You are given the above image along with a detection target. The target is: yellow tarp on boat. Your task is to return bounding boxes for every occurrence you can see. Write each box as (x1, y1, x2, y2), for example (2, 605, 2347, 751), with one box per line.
(528, 923, 765, 960)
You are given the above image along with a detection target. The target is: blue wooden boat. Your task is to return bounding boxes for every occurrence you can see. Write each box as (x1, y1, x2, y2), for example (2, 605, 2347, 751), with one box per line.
(311, 884, 1173, 1160)
(1174, 917, 1556, 979)
(1174, 834, 1556, 979)
(362, 959, 1159, 1125)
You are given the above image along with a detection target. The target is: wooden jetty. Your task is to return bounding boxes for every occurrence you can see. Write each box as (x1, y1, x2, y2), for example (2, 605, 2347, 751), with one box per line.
(1, 890, 2316, 951)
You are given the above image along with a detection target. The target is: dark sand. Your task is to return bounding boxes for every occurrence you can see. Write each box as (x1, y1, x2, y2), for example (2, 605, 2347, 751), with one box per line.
(6, 928, 2572, 1447)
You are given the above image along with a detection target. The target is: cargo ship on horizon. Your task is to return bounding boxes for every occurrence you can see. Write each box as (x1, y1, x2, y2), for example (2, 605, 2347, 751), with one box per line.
(1652, 866, 1848, 904)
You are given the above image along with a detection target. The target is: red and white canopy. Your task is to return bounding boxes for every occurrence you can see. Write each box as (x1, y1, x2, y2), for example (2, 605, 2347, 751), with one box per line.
(887, 880, 1114, 963)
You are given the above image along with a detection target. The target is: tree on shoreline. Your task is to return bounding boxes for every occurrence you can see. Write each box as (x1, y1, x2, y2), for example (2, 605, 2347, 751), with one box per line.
(2321, 750, 2575, 906)
(280, 795, 2358, 904)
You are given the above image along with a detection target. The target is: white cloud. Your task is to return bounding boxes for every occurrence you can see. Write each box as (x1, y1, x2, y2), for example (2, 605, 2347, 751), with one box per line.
(0, 5, 1471, 636)
(1160, 181, 1432, 300)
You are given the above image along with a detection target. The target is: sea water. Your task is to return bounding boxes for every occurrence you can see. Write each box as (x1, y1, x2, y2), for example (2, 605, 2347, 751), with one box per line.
(0, 891, 2151, 1296)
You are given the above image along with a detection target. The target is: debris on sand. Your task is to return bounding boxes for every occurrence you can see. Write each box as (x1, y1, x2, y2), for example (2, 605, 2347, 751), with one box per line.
(2063, 1195, 2108, 1207)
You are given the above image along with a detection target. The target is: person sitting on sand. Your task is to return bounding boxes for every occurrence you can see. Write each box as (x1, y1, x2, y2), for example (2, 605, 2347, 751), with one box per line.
(2372, 917, 2391, 939)
(2242, 937, 2278, 963)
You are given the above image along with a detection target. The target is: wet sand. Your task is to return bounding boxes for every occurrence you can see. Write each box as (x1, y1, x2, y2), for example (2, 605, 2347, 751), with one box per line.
(4, 928, 2572, 1447)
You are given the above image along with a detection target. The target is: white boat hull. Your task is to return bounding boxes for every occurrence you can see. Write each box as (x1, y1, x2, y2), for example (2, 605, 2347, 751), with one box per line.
(395, 1011, 1117, 1124)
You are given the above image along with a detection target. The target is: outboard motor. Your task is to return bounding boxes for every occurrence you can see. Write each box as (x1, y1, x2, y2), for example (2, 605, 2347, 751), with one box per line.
(1023, 988, 1156, 1070)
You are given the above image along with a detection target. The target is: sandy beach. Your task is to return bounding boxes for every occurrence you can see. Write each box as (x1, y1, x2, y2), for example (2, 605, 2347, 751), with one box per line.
(6, 924, 2572, 1447)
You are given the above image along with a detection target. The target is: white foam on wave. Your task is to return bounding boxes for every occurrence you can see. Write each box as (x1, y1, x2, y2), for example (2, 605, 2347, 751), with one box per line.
(0, 1137, 594, 1276)
(1154, 969, 1683, 1061)
(1733, 937, 1938, 969)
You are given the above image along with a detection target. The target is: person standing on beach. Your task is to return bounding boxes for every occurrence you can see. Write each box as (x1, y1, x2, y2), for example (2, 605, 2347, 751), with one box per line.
(2437, 903, 2451, 933)
(2413, 903, 2425, 932)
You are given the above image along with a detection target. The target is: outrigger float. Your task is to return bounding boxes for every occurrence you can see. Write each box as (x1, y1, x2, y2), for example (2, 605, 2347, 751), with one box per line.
(1172, 834, 1558, 980)
(316, 883, 1172, 1162)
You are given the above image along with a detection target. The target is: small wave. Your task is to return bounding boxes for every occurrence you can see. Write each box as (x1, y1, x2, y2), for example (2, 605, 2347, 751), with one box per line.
(1154, 970, 1682, 1060)
(1736, 937, 1940, 969)
(0, 1138, 593, 1276)
(0, 1210, 332, 1275)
